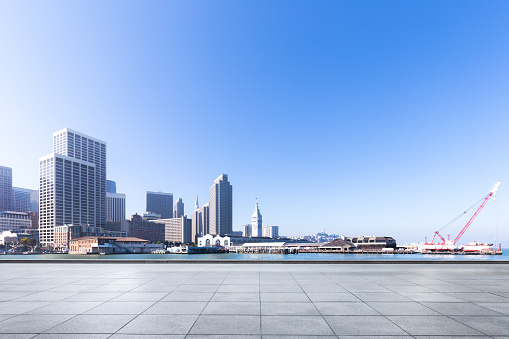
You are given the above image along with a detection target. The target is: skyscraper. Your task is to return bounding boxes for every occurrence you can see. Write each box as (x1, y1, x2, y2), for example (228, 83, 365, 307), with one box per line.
(52, 128, 107, 228)
(107, 192, 126, 222)
(146, 191, 173, 219)
(252, 202, 262, 237)
(39, 129, 106, 247)
(191, 195, 209, 243)
(12, 187, 38, 213)
(209, 174, 232, 235)
(39, 153, 97, 246)
(0, 166, 12, 211)
(107, 180, 117, 193)
(173, 198, 184, 218)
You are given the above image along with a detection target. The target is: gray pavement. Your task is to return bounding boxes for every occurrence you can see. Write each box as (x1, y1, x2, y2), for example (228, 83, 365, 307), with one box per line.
(0, 263, 508, 338)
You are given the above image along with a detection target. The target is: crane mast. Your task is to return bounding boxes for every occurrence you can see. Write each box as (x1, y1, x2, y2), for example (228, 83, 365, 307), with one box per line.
(425, 182, 500, 251)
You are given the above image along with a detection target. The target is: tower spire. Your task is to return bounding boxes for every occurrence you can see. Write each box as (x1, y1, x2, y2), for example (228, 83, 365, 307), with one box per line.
(195, 195, 199, 210)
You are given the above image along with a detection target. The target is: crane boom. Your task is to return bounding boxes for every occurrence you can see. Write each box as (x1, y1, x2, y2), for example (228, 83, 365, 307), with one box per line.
(453, 181, 501, 244)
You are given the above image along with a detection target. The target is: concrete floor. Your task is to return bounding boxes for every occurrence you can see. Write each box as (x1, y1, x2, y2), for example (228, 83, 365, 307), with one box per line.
(0, 263, 508, 338)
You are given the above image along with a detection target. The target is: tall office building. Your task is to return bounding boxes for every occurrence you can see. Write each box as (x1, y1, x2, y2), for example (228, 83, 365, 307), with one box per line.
(191, 195, 209, 243)
(12, 187, 38, 213)
(107, 180, 116, 193)
(146, 191, 173, 219)
(252, 202, 262, 237)
(53, 128, 107, 228)
(174, 198, 184, 218)
(39, 129, 106, 246)
(107, 192, 126, 222)
(0, 166, 12, 211)
(209, 174, 232, 235)
(38, 153, 97, 246)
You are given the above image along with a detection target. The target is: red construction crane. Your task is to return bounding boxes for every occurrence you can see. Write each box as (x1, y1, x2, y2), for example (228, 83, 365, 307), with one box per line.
(425, 182, 500, 251)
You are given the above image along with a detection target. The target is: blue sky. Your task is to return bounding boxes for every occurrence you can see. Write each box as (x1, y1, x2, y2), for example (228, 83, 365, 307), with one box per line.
(1, 1, 508, 243)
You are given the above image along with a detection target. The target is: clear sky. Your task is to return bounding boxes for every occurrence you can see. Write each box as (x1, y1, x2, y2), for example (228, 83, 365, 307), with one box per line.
(1, 1, 508, 244)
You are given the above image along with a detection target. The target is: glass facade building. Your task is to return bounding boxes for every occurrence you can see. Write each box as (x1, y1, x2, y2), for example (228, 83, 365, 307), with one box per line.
(0, 166, 12, 212)
(12, 187, 38, 213)
(146, 191, 173, 219)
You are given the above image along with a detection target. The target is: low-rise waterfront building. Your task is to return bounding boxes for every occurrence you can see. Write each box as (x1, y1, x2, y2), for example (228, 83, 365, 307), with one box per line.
(54, 224, 127, 251)
(197, 234, 307, 248)
(69, 236, 163, 254)
(340, 235, 397, 250)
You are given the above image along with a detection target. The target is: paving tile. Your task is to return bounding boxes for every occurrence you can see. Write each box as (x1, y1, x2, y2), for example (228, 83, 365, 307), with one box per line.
(45, 314, 136, 333)
(400, 292, 466, 302)
(259, 285, 302, 293)
(14, 292, 78, 302)
(262, 315, 334, 335)
(422, 302, 504, 315)
(300, 285, 346, 293)
(174, 284, 219, 293)
(186, 336, 260, 339)
(88, 285, 138, 293)
(27, 301, 103, 314)
(118, 315, 198, 334)
(384, 285, 436, 293)
(367, 302, 440, 315)
(306, 292, 359, 302)
(0, 291, 37, 301)
(261, 302, 320, 315)
(63, 292, 123, 302)
(85, 301, 154, 314)
(33, 335, 110, 339)
(143, 301, 207, 314)
(111, 292, 168, 302)
(189, 315, 260, 335)
(217, 285, 259, 293)
(260, 292, 310, 302)
(0, 335, 37, 339)
(475, 302, 509, 315)
(388, 315, 484, 336)
(162, 292, 214, 302)
(110, 335, 185, 339)
(0, 314, 74, 333)
(447, 292, 509, 303)
(450, 315, 509, 336)
(352, 292, 412, 302)
(324, 315, 408, 336)
(314, 302, 379, 315)
(0, 301, 51, 314)
(202, 302, 260, 315)
(131, 284, 179, 292)
(210, 292, 259, 302)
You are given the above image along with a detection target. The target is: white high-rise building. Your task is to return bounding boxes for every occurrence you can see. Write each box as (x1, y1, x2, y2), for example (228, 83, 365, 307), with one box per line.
(252, 202, 262, 237)
(209, 174, 232, 235)
(174, 198, 184, 218)
(53, 128, 107, 228)
(107, 192, 126, 222)
(38, 153, 97, 246)
(39, 129, 106, 247)
(0, 166, 12, 211)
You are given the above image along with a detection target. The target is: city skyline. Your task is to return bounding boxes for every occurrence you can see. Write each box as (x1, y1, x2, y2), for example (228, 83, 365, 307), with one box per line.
(1, 1, 508, 243)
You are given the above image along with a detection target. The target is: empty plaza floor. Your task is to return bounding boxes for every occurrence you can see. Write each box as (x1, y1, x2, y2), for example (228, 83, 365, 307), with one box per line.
(0, 262, 508, 338)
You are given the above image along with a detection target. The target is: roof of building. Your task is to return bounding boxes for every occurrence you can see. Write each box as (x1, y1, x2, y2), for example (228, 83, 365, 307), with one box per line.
(322, 238, 356, 248)
(70, 236, 149, 243)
